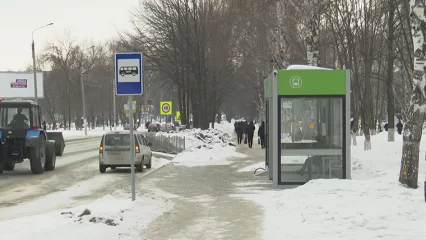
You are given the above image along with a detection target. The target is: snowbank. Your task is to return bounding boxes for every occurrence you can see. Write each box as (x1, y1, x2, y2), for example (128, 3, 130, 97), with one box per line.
(0, 191, 173, 240)
(213, 119, 236, 134)
(172, 143, 245, 167)
(234, 132, 426, 240)
(155, 120, 246, 167)
(287, 64, 332, 70)
(0, 157, 172, 240)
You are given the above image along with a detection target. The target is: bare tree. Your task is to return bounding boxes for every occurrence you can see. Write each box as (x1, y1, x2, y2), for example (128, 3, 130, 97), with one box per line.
(128, 0, 245, 129)
(42, 33, 112, 130)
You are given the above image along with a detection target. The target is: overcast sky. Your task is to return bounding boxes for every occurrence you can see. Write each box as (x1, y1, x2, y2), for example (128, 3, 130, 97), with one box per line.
(0, 0, 138, 71)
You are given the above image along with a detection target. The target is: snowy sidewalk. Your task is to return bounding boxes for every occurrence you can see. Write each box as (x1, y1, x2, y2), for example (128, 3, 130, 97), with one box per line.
(140, 140, 270, 240)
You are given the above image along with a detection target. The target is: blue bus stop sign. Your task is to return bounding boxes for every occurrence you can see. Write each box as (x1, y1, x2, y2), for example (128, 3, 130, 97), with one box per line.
(115, 52, 143, 95)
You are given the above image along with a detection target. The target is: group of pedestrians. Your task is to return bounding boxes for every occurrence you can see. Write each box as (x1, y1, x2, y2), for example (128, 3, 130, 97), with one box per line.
(234, 120, 265, 148)
(384, 120, 404, 134)
(351, 119, 404, 135)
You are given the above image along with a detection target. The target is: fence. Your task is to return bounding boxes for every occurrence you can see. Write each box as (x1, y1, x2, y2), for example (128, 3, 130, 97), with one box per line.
(143, 133, 186, 154)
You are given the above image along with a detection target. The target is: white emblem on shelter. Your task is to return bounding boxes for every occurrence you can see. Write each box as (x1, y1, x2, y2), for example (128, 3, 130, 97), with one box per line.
(290, 76, 302, 88)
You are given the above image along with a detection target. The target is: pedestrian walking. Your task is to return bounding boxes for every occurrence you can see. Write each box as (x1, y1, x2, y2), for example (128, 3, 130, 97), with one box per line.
(236, 122, 243, 144)
(246, 121, 255, 148)
(396, 120, 403, 135)
(258, 121, 265, 149)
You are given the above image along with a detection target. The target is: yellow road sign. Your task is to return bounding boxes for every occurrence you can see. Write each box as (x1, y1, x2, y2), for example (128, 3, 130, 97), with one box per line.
(160, 101, 172, 115)
(176, 111, 181, 122)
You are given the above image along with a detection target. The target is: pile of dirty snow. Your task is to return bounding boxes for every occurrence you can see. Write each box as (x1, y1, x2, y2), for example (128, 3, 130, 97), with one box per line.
(160, 122, 246, 167)
(212, 119, 236, 135)
(181, 128, 235, 151)
(154, 121, 236, 151)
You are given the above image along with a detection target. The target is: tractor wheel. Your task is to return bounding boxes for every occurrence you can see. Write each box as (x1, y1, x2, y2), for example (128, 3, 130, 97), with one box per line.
(4, 162, 15, 171)
(30, 138, 46, 174)
(45, 142, 56, 171)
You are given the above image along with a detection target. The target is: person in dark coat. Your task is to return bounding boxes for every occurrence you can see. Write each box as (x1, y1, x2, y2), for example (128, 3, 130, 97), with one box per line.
(258, 121, 265, 149)
(396, 120, 403, 135)
(236, 122, 243, 144)
(246, 121, 256, 148)
(384, 122, 388, 131)
(11, 108, 28, 127)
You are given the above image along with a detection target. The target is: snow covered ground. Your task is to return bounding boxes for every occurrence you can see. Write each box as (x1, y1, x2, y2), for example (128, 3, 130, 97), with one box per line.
(234, 132, 426, 240)
(0, 190, 173, 240)
(0, 157, 172, 240)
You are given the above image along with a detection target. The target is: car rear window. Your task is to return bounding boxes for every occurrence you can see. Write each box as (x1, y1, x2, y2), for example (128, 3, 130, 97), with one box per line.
(104, 134, 131, 146)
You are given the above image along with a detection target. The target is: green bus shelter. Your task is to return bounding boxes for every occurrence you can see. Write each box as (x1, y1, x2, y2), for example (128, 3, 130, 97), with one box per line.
(264, 65, 351, 188)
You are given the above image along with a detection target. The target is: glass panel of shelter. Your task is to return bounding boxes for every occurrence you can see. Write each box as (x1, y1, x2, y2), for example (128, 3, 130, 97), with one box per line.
(279, 97, 344, 184)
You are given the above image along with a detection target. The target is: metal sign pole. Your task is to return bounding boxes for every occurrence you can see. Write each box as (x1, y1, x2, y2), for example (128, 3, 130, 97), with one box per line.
(129, 95, 136, 201)
(115, 52, 143, 201)
(113, 79, 117, 131)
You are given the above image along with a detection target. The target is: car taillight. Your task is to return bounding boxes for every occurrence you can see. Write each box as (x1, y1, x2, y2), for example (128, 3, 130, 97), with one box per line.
(135, 143, 140, 153)
(99, 145, 103, 154)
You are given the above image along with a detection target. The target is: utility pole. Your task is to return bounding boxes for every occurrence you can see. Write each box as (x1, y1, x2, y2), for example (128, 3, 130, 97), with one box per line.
(31, 23, 53, 103)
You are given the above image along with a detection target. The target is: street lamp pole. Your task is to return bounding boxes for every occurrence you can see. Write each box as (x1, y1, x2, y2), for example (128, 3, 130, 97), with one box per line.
(81, 46, 95, 136)
(81, 73, 88, 135)
(32, 23, 53, 104)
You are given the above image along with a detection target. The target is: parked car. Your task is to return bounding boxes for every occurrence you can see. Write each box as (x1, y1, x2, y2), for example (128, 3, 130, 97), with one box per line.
(160, 123, 175, 132)
(123, 124, 137, 130)
(169, 123, 176, 131)
(98, 131, 152, 173)
(147, 123, 159, 132)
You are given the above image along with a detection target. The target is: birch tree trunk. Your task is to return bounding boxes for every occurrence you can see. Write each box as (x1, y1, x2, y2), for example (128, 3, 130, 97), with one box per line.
(273, 0, 291, 69)
(387, 0, 396, 142)
(306, 0, 320, 66)
(399, 0, 426, 189)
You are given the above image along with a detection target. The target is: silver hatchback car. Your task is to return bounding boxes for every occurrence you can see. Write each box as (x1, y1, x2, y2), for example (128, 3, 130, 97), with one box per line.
(98, 131, 152, 173)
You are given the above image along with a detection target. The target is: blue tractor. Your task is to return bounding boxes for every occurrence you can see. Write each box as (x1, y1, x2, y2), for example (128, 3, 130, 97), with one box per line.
(0, 99, 65, 174)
